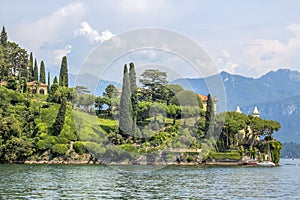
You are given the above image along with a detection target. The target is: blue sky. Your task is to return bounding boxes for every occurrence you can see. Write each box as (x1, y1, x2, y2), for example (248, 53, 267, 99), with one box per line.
(1, 0, 300, 81)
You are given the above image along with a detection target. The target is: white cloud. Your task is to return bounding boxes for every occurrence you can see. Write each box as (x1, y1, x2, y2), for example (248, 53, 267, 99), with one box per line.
(74, 21, 115, 43)
(213, 23, 300, 77)
(240, 24, 300, 76)
(10, 2, 85, 71)
(74, 21, 100, 43)
(53, 45, 72, 65)
(99, 30, 116, 43)
(14, 3, 85, 52)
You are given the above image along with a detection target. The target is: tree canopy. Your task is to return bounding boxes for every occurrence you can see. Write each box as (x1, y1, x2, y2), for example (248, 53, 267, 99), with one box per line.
(59, 56, 68, 87)
(139, 69, 168, 102)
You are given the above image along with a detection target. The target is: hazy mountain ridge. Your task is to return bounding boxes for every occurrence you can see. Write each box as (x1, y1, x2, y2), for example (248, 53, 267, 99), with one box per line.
(69, 73, 121, 95)
(172, 69, 300, 143)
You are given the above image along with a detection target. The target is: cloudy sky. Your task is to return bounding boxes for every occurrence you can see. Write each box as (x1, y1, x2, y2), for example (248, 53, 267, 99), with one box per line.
(1, 0, 300, 80)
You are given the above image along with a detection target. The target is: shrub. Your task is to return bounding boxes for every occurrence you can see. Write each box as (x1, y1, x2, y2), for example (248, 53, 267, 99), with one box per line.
(37, 136, 57, 150)
(85, 142, 105, 158)
(209, 151, 241, 161)
(51, 144, 68, 156)
(270, 141, 282, 165)
(73, 141, 87, 154)
(186, 155, 195, 162)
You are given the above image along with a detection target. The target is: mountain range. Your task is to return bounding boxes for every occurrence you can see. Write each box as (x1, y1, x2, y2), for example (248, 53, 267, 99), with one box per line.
(69, 69, 300, 143)
(172, 69, 300, 143)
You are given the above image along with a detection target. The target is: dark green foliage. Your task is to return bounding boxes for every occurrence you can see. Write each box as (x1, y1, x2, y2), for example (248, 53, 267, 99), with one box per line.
(29, 52, 33, 81)
(51, 144, 68, 156)
(139, 69, 168, 102)
(33, 59, 38, 81)
(52, 97, 67, 136)
(209, 151, 241, 161)
(129, 62, 138, 137)
(166, 104, 181, 125)
(73, 141, 87, 154)
(39, 61, 46, 83)
(270, 141, 282, 164)
(49, 76, 58, 97)
(161, 84, 184, 105)
(119, 64, 133, 136)
(0, 87, 37, 162)
(205, 94, 214, 138)
(6, 77, 17, 90)
(59, 56, 68, 87)
(103, 84, 118, 98)
(4, 42, 28, 86)
(95, 96, 106, 115)
(0, 26, 7, 47)
(170, 90, 203, 107)
(47, 72, 50, 92)
(23, 79, 28, 93)
(47, 72, 50, 86)
(0, 46, 5, 81)
(101, 84, 118, 116)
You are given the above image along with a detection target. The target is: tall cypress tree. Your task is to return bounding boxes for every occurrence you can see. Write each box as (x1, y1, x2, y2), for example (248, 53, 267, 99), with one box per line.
(23, 79, 28, 93)
(33, 58, 38, 81)
(119, 64, 133, 137)
(50, 76, 58, 95)
(129, 62, 137, 139)
(0, 46, 5, 82)
(205, 94, 215, 139)
(59, 56, 68, 87)
(28, 52, 34, 81)
(39, 60, 46, 83)
(47, 71, 50, 92)
(0, 26, 8, 47)
(52, 97, 67, 136)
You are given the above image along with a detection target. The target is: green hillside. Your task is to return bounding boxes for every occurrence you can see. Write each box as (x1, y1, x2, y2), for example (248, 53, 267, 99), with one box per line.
(0, 26, 283, 165)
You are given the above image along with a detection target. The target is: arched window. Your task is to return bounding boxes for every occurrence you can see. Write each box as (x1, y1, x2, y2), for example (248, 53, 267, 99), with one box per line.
(39, 89, 44, 94)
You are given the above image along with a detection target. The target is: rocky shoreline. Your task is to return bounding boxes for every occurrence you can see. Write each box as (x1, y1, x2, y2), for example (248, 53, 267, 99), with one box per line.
(15, 159, 244, 166)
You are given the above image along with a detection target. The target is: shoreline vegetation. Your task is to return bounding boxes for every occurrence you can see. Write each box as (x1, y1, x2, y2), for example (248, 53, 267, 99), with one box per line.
(0, 26, 282, 166)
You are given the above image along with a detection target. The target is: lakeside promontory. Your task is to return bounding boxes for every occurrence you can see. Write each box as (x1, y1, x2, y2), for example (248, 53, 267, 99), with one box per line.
(0, 26, 282, 166)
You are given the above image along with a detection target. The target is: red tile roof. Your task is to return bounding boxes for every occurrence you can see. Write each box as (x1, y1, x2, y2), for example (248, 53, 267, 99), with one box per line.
(197, 94, 217, 102)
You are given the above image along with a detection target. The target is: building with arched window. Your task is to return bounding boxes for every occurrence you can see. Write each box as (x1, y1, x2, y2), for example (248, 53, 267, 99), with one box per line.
(27, 81, 48, 95)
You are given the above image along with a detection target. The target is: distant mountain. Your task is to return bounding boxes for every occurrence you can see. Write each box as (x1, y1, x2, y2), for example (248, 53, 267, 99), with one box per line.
(172, 69, 300, 143)
(242, 95, 300, 143)
(69, 73, 121, 96)
(172, 69, 300, 110)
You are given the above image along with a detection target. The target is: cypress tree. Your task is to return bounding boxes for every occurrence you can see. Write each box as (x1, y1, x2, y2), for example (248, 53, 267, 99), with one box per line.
(0, 26, 8, 47)
(50, 76, 58, 95)
(23, 79, 28, 93)
(47, 71, 50, 92)
(0, 47, 5, 82)
(33, 58, 38, 81)
(29, 52, 33, 81)
(129, 62, 138, 139)
(39, 61, 46, 83)
(59, 56, 68, 87)
(52, 97, 67, 136)
(119, 64, 133, 137)
(205, 94, 215, 139)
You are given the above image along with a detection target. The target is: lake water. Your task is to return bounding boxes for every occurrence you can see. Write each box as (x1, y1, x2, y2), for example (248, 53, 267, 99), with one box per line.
(0, 159, 299, 199)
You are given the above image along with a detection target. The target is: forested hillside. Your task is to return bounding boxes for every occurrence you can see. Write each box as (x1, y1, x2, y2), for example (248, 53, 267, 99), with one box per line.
(0, 26, 283, 164)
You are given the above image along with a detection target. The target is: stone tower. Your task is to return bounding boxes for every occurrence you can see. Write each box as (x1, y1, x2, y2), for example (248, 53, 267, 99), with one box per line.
(236, 105, 242, 113)
(252, 106, 260, 117)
